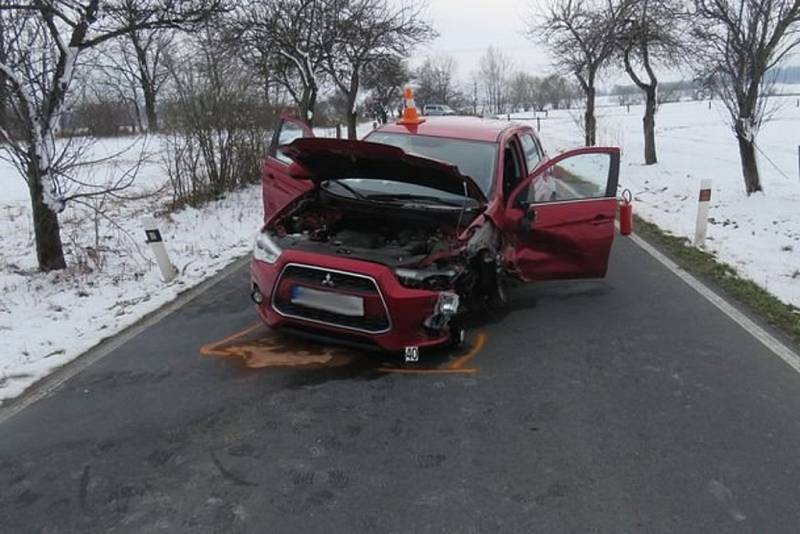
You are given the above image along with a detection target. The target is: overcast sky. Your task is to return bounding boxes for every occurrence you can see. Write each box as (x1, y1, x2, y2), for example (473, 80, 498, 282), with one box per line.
(410, 0, 799, 87)
(408, 0, 553, 79)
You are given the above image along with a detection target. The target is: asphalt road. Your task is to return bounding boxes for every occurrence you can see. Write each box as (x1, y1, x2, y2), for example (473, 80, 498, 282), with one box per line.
(3, 236, 800, 533)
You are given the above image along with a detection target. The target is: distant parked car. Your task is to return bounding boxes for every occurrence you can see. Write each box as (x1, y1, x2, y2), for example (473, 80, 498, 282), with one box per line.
(422, 104, 456, 116)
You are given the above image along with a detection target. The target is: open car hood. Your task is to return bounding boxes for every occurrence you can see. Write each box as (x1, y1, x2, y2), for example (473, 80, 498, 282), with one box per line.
(280, 138, 488, 205)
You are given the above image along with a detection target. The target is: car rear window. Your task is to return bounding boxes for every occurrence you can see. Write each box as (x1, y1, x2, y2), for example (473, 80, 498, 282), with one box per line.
(365, 132, 498, 195)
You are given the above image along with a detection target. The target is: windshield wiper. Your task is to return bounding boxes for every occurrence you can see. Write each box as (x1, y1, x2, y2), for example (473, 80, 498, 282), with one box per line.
(363, 193, 471, 207)
(322, 179, 366, 200)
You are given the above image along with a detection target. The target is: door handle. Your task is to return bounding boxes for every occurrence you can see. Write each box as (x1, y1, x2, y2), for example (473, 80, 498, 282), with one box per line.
(591, 215, 609, 225)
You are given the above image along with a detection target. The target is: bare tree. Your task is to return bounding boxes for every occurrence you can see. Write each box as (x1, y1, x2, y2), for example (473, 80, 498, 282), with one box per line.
(87, 41, 147, 131)
(690, 0, 800, 194)
(233, 0, 333, 126)
(537, 73, 577, 109)
(617, 0, 683, 164)
(509, 71, 538, 111)
(162, 29, 270, 207)
(363, 55, 409, 123)
(0, 0, 224, 271)
(109, 2, 175, 133)
(532, 0, 627, 146)
(415, 54, 460, 107)
(479, 46, 513, 114)
(324, 0, 435, 139)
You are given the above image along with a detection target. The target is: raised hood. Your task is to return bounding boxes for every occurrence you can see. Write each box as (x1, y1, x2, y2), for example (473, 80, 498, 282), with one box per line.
(280, 138, 488, 205)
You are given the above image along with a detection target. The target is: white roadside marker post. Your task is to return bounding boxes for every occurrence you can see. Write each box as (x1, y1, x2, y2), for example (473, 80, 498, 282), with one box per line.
(694, 179, 712, 247)
(142, 216, 177, 282)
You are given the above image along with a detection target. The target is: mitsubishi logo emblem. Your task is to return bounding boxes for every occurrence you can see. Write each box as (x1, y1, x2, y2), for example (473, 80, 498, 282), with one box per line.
(321, 273, 335, 287)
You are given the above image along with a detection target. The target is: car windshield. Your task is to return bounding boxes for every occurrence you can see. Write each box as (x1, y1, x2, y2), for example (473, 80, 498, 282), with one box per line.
(365, 131, 498, 195)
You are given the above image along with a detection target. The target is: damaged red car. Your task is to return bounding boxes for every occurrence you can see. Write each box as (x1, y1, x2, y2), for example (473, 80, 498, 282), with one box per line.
(250, 115, 620, 355)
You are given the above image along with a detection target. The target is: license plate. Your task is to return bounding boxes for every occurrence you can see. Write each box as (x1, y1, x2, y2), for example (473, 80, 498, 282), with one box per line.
(290, 286, 365, 317)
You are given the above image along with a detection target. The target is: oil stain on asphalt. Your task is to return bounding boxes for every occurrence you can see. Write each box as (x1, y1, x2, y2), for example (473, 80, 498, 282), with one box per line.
(200, 324, 487, 376)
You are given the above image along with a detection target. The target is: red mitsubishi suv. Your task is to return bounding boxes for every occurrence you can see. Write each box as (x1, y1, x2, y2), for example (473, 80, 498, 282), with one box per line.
(250, 115, 619, 354)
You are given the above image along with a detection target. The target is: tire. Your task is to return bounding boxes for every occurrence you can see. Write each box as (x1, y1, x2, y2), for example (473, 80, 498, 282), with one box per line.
(448, 323, 466, 349)
(478, 250, 507, 309)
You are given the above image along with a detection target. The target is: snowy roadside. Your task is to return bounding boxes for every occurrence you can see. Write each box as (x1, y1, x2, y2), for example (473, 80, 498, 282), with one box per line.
(0, 137, 262, 403)
(515, 96, 800, 309)
(0, 124, 378, 404)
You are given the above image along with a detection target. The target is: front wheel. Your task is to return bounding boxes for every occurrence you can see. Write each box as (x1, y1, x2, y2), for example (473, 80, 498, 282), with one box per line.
(448, 323, 466, 349)
(477, 250, 508, 310)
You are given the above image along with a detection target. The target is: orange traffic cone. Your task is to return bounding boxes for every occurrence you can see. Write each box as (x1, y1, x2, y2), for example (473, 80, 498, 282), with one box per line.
(398, 87, 425, 126)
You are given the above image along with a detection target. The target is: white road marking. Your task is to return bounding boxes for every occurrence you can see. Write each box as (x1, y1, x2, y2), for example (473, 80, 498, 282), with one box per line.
(628, 231, 800, 374)
(551, 172, 797, 371)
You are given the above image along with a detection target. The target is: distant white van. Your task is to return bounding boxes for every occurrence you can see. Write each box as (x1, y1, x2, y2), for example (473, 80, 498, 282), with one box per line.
(422, 104, 456, 116)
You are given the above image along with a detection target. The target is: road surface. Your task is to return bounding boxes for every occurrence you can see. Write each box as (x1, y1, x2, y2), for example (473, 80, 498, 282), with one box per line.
(2, 236, 800, 533)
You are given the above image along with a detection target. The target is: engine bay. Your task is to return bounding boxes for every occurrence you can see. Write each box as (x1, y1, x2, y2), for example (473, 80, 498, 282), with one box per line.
(271, 199, 459, 269)
(267, 190, 507, 309)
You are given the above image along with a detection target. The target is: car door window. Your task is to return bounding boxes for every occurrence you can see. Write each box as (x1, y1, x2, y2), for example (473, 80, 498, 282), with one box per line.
(270, 120, 308, 165)
(519, 133, 542, 173)
(514, 151, 617, 206)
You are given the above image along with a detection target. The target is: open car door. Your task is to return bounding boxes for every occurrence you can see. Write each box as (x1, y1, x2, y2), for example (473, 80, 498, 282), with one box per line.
(504, 147, 620, 281)
(263, 116, 314, 222)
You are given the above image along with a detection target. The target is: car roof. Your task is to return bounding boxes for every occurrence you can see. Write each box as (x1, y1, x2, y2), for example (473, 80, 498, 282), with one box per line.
(374, 116, 524, 143)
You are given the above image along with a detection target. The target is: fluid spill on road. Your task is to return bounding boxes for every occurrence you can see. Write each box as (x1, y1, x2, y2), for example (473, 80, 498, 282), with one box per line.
(200, 324, 354, 369)
(201, 323, 487, 374)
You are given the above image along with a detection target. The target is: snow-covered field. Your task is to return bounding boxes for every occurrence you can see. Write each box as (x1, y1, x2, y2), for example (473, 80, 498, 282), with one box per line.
(517, 97, 800, 309)
(0, 137, 263, 402)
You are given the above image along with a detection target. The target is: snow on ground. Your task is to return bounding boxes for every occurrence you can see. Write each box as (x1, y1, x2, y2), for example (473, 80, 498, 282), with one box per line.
(0, 136, 263, 402)
(514, 96, 800, 308)
(0, 124, 378, 403)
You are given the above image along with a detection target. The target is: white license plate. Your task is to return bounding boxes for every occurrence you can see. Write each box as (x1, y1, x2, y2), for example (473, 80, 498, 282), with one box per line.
(290, 286, 365, 317)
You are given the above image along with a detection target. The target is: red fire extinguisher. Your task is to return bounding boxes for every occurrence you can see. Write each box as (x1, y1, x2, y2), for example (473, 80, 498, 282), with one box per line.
(619, 189, 633, 236)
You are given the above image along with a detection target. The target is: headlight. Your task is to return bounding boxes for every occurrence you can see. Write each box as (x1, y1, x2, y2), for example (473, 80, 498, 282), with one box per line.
(436, 292, 460, 316)
(253, 230, 282, 264)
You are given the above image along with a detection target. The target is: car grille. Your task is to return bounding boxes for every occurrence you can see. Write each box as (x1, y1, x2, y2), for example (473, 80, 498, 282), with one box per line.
(272, 264, 391, 334)
(281, 265, 377, 294)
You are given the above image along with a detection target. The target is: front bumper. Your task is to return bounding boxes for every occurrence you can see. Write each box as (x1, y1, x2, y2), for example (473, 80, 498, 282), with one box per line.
(250, 250, 452, 352)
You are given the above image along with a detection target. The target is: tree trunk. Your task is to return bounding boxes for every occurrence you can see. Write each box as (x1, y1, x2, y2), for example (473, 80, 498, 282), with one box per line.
(347, 110, 357, 140)
(0, 18, 6, 130)
(736, 133, 762, 195)
(643, 86, 657, 165)
(584, 86, 596, 146)
(346, 71, 360, 140)
(28, 164, 66, 271)
(299, 84, 317, 127)
(143, 86, 158, 133)
(0, 77, 7, 131)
